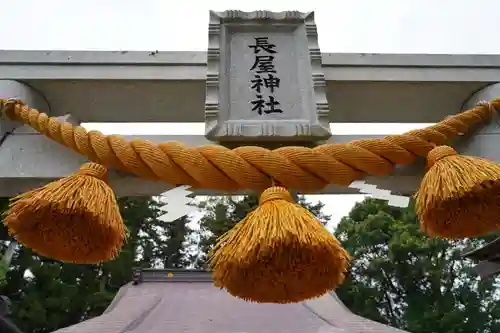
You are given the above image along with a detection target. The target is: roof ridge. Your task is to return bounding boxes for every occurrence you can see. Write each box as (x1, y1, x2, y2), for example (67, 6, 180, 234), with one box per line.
(133, 268, 213, 284)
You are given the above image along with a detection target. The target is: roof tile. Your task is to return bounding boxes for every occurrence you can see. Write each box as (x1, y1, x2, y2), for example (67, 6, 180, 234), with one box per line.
(53, 270, 409, 333)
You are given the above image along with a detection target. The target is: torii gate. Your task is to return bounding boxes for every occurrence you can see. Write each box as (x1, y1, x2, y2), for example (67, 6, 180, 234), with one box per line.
(0, 10, 499, 304)
(1, 14, 499, 197)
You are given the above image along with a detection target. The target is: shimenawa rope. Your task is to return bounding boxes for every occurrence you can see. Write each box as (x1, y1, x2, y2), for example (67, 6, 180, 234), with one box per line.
(1, 98, 498, 192)
(1, 97, 500, 304)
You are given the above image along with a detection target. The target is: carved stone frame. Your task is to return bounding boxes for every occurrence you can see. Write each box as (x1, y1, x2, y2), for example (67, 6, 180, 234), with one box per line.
(204, 10, 332, 143)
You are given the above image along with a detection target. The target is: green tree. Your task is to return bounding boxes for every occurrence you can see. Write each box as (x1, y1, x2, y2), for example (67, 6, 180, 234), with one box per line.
(161, 216, 192, 268)
(194, 194, 330, 268)
(0, 196, 192, 332)
(334, 197, 500, 333)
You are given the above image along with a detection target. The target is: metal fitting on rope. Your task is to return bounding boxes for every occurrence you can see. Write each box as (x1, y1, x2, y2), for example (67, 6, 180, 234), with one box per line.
(0, 98, 22, 119)
(476, 100, 500, 127)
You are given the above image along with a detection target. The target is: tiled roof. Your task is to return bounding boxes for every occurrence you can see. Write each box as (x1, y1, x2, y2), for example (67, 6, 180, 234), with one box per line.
(53, 269, 410, 333)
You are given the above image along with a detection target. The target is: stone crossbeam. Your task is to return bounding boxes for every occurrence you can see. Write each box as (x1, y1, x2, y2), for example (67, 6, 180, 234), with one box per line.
(1, 130, 497, 197)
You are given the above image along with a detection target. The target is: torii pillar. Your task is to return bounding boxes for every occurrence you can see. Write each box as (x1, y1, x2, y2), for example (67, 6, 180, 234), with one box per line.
(459, 83, 500, 279)
(457, 83, 500, 160)
(0, 80, 49, 140)
(0, 80, 79, 194)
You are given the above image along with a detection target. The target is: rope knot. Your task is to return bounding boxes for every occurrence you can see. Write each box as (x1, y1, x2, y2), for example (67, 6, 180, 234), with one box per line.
(259, 186, 294, 205)
(76, 163, 108, 180)
(427, 146, 457, 167)
(476, 100, 499, 121)
(0, 98, 23, 119)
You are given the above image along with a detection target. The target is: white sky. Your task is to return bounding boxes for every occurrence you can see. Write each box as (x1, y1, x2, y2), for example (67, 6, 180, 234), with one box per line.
(2, 0, 499, 227)
(2, 0, 500, 54)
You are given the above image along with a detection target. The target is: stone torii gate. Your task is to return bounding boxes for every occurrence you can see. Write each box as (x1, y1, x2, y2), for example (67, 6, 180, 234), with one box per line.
(0, 11, 499, 198)
(1, 9, 500, 332)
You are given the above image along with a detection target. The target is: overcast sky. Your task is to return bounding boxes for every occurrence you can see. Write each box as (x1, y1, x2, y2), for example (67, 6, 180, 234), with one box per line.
(2, 0, 500, 54)
(1, 0, 498, 227)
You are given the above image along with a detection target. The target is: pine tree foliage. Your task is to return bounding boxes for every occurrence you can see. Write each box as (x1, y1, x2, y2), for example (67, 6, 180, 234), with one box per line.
(334, 198, 500, 333)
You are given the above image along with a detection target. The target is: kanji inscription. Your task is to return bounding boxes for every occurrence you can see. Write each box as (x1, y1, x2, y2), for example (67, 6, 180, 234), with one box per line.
(205, 10, 331, 142)
(248, 37, 283, 115)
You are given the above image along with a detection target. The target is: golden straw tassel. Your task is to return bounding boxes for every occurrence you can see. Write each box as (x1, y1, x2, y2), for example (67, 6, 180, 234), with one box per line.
(416, 145, 500, 238)
(209, 186, 350, 303)
(3, 163, 127, 264)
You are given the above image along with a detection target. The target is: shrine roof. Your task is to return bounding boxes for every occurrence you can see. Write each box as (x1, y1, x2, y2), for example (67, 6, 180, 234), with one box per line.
(52, 269, 409, 333)
(464, 237, 500, 278)
(464, 237, 500, 261)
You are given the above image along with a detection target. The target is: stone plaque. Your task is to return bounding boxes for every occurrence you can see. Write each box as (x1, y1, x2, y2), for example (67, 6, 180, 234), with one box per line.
(205, 10, 332, 142)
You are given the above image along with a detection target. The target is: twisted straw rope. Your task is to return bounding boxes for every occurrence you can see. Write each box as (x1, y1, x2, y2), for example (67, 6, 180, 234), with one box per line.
(1, 98, 499, 193)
